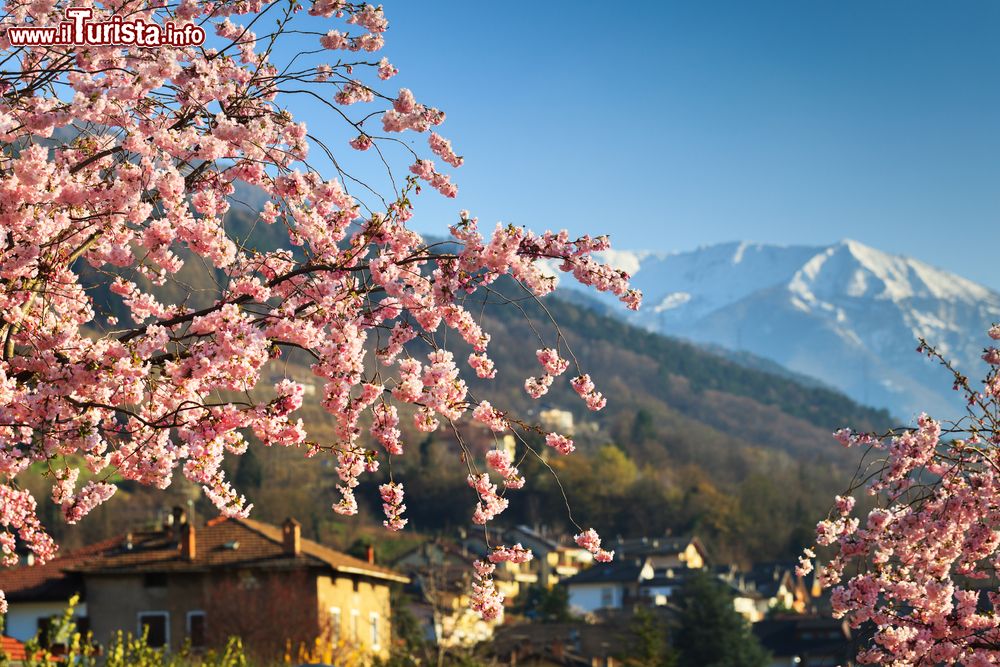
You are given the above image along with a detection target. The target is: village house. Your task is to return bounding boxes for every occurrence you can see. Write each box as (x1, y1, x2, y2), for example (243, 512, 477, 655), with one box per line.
(461, 533, 539, 603)
(487, 621, 634, 667)
(562, 536, 813, 625)
(500, 525, 593, 589)
(0, 535, 127, 644)
(393, 538, 500, 647)
(609, 536, 708, 570)
(564, 536, 706, 615)
(753, 615, 855, 667)
(564, 557, 656, 614)
(0, 509, 408, 658)
(716, 563, 813, 622)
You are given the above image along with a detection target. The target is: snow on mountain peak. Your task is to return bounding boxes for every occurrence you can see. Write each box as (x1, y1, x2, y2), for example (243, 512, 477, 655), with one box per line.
(566, 239, 1000, 419)
(792, 238, 993, 304)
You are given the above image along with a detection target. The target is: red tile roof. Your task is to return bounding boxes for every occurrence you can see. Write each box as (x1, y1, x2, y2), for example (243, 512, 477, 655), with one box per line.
(0, 537, 122, 602)
(69, 517, 408, 583)
(0, 636, 26, 661)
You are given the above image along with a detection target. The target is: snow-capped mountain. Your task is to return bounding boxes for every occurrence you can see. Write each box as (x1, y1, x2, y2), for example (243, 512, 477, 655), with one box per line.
(566, 240, 1000, 421)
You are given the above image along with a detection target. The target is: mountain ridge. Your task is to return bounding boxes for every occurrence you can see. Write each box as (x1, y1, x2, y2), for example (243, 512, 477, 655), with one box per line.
(567, 239, 1000, 420)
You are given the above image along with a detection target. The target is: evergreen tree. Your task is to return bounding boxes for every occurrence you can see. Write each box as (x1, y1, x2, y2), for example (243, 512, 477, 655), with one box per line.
(673, 572, 769, 667)
(627, 607, 677, 667)
(233, 446, 263, 491)
(520, 584, 572, 623)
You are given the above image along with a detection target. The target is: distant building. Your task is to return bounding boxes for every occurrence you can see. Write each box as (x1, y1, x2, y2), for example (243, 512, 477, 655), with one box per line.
(539, 409, 575, 436)
(563, 536, 708, 615)
(609, 536, 708, 570)
(0, 537, 119, 642)
(500, 525, 593, 588)
(563, 558, 655, 614)
(713, 563, 814, 622)
(753, 615, 855, 667)
(487, 620, 636, 667)
(461, 533, 539, 602)
(394, 538, 500, 647)
(0, 510, 407, 658)
(563, 535, 816, 626)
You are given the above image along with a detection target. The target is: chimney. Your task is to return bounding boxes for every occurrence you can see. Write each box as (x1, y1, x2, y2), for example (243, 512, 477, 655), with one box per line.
(551, 641, 564, 662)
(282, 518, 301, 556)
(366, 544, 375, 564)
(181, 523, 196, 561)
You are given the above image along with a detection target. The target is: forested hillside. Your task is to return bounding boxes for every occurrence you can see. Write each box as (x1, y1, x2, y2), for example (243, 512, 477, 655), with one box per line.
(39, 220, 893, 565)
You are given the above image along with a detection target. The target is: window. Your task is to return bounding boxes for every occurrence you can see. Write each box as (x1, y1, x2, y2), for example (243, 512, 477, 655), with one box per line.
(329, 607, 341, 639)
(36, 617, 53, 647)
(138, 612, 169, 648)
(187, 611, 206, 648)
(369, 612, 379, 649)
(351, 609, 360, 643)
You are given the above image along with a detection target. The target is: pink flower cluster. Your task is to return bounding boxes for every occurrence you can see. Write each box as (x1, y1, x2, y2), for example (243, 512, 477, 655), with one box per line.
(470, 560, 504, 621)
(574, 528, 614, 562)
(0, 0, 638, 621)
(545, 432, 576, 455)
(473, 401, 508, 432)
(468, 473, 509, 525)
(488, 543, 533, 564)
(807, 327, 1000, 664)
(571, 374, 607, 411)
(428, 132, 463, 168)
(379, 482, 407, 531)
(486, 449, 524, 489)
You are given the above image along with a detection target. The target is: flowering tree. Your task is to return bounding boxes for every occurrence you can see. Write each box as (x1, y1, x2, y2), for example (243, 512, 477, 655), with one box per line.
(0, 0, 636, 616)
(802, 325, 1000, 665)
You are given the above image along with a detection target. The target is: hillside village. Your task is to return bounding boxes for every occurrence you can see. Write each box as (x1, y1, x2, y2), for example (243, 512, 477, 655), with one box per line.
(0, 507, 853, 666)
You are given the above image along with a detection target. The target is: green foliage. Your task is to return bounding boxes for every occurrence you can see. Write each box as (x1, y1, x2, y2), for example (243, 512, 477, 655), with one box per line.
(519, 584, 572, 623)
(234, 445, 264, 491)
(42, 246, 892, 566)
(12, 597, 251, 667)
(624, 607, 677, 667)
(672, 573, 769, 667)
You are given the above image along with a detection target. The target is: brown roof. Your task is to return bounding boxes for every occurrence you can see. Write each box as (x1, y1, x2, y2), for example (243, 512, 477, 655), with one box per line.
(0, 537, 122, 602)
(68, 517, 408, 583)
(488, 621, 636, 663)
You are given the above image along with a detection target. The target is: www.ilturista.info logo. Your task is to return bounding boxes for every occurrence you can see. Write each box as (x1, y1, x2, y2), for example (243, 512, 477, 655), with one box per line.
(6, 7, 205, 47)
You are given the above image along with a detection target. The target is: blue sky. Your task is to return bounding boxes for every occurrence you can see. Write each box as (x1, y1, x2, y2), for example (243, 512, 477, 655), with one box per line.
(290, 1, 1000, 289)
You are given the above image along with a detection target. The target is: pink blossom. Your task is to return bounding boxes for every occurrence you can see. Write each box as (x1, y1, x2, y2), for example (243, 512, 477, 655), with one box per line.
(537, 348, 570, 376)
(0, 0, 641, 621)
(489, 543, 533, 564)
(377, 57, 398, 80)
(379, 482, 407, 531)
(545, 432, 575, 455)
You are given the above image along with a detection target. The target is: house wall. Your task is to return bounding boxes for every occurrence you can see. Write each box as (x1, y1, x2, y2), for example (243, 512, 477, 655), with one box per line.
(568, 583, 622, 613)
(85, 574, 205, 649)
(5, 601, 88, 642)
(85, 569, 321, 654)
(316, 574, 392, 657)
(683, 544, 704, 569)
(733, 595, 763, 623)
(83, 573, 206, 651)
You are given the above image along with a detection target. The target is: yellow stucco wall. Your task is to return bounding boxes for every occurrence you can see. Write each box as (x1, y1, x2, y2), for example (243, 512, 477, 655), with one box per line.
(315, 574, 393, 658)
